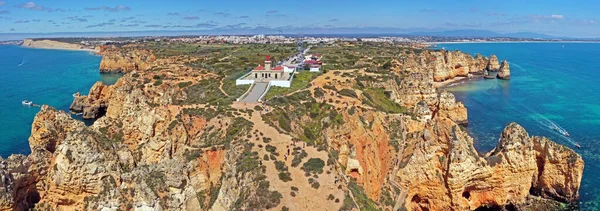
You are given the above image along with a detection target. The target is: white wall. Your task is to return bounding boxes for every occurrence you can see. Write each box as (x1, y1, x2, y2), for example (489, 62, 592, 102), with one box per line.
(284, 66, 295, 72)
(310, 67, 320, 72)
(270, 80, 291, 88)
(236, 79, 254, 85)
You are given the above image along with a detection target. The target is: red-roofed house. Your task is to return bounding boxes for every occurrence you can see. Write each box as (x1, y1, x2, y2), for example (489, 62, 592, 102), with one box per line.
(252, 55, 284, 79)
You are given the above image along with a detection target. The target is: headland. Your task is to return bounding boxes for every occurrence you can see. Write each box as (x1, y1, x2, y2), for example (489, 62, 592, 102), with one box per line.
(0, 37, 582, 210)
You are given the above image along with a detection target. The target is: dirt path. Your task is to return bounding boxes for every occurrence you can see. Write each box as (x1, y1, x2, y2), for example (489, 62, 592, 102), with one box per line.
(218, 78, 231, 97)
(242, 110, 345, 211)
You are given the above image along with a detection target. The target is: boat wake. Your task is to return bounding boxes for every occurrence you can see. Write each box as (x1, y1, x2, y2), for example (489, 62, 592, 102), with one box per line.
(17, 58, 25, 67)
(515, 103, 578, 147)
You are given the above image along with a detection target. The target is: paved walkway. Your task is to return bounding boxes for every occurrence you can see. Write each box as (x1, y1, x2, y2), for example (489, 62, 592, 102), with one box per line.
(240, 82, 269, 103)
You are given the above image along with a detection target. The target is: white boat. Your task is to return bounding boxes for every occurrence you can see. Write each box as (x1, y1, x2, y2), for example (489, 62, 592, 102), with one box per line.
(22, 100, 33, 106)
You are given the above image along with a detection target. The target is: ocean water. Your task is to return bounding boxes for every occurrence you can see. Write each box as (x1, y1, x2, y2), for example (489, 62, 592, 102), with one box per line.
(440, 43, 600, 208)
(0, 45, 118, 158)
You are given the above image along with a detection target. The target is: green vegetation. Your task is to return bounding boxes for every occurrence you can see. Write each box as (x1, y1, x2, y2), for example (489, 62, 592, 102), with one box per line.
(265, 145, 277, 155)
(348, 181, 378, 210)
(184, 149, 202, 162)
(144, 169, 167, 195)
(302, 158, 325, 175)
(339, 89, 358, 98)
(361, 88, 407, 113)
(177, 81, 192, 88)
(177, 79, 233, 105)
(291, 149, 308, 167)
(339, 193, 357, 211)
(264, 72, 320, 100)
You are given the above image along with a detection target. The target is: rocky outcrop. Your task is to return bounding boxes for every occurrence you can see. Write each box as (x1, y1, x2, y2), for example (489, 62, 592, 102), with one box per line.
(99, 46, 156, 73)
(396, 73, 438, 107)
(69, 82, 112, 119)
(436, 91, 468, 125)
(497, 60, 511, 80)
(486, 55, 501, 71)
(397, 121, 583, 210)
(22, 39, 88, 51)
(429, 50, 489, 82)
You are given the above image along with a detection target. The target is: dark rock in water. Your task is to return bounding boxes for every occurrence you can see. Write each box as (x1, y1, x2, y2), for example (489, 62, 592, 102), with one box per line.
(497, 60, 511, 80)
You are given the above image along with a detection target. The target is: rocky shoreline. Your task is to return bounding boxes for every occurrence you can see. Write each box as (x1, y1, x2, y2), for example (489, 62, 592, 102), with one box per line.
(0, 42, 582, 210)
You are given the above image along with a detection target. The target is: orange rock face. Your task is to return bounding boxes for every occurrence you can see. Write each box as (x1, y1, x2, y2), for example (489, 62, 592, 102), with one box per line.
(99, 46, 155, 73)
(396, 119, 583, 210)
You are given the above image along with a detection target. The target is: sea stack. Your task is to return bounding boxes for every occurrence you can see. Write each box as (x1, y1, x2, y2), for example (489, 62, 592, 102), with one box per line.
(497, 60, 511, 80)
(486, 55, 500, 71)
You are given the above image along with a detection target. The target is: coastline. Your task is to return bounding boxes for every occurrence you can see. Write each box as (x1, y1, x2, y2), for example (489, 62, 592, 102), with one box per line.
(434, 76, 471, 89)
(427, 40, 600, 45)
(20, 45, 99, 54)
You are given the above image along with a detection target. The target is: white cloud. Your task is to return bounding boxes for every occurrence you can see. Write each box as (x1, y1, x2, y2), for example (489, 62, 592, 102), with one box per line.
(551, 14, 564, 19)
(19, 2, 47, 11)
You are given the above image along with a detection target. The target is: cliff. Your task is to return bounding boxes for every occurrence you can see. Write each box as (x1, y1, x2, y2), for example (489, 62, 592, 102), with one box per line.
(69, 82, 112, 119)
(98, 46, 156, 73)
(0, 43, 582, 210)
(487, 55, 501, 71)
(392, 49, 508, 83)
(497, 60, 511, 80)
(22, 39, 89, 51)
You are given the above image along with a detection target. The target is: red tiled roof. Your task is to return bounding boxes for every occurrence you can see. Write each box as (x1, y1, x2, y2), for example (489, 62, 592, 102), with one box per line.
(253, 65, 283, 71)
(305, 60, 318, 64)
(254, 65, 265, 70)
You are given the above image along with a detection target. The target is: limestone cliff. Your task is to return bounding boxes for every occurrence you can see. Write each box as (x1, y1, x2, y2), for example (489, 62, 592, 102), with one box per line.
(429, 50, 488, 82)
(397, 120, 583, 210)
(0, 43, 582, 211)
(487, 55, 501, 71)
(99, 46, 156, 73)
(69, 82, 112, 119)
(22, 39, 88, 51)
(497, 60, 511, 80)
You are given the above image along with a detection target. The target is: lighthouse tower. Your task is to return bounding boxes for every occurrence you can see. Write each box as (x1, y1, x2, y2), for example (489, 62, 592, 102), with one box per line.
(265, 55, 272, 71)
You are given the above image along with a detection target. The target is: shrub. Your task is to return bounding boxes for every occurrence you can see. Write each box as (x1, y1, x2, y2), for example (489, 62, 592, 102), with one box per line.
(339, 89, 357, 98)
(178, 81, 192, 88)
(278, 172, 292, 182)
(302, 158, 325, 175)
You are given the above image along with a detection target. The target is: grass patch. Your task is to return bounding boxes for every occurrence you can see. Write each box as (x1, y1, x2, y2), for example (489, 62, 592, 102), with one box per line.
(361, 88, 407, 113)
(264, 72, 320, 100)
(348, 181, 378, 210)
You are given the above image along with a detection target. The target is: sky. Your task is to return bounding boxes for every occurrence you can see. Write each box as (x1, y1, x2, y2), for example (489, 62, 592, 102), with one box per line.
(0, 0, 598, 38)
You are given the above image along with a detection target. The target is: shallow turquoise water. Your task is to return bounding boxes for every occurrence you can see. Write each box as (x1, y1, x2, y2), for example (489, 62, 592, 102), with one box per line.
(0, 45, 118, 157)
(440, 43, 600, 208)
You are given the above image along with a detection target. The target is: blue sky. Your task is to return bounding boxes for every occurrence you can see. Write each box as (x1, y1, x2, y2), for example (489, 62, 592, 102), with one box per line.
(0, 0, 598, 37)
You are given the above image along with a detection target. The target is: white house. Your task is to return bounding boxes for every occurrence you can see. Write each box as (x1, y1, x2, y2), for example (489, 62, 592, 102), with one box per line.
(309, 65, 321, 72)
(284, 65, 296, 73)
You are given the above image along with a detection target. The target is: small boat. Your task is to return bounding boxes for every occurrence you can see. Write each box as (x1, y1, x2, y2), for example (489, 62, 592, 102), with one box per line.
(75, 112, 83, 116)
(564, 132, 570, 137)
(553, 126, 558, 131)
(575, 143, 581, 149)
(22, 100, 33, 106)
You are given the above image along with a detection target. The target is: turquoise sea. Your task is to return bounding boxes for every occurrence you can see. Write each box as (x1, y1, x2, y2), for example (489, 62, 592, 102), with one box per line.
(0, 45, 118, 157)
(440, 43, 600, 208)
